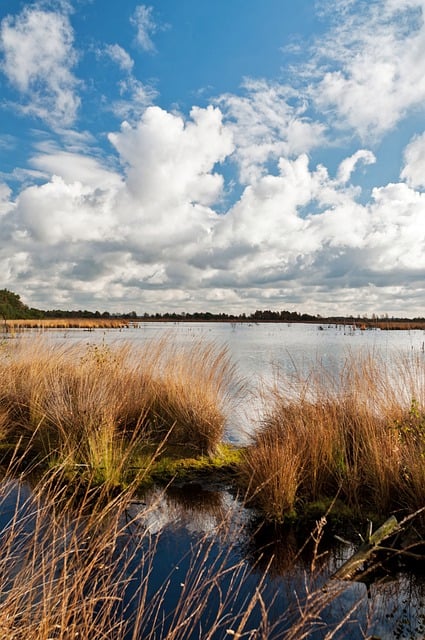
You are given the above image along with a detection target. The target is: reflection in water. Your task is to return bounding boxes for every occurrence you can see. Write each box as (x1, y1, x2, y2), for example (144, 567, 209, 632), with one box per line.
(123, 484, 425, 639)
(0, 477, 423, 637)
(127, 483, 249, 540)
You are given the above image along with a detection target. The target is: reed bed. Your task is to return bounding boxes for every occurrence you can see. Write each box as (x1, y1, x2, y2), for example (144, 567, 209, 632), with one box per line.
(0, 337, 422, 637)
(241, 351, 425, 521)
(0, 337, 236, 486)
(2, 317, 130, 330)
(356, 320, 425, 330)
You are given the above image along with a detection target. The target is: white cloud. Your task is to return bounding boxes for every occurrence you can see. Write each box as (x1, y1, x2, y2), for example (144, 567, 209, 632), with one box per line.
(109, 105, 234, 206)
(104, 44, 134, 72)
(16, 175, 119, 244)
(2, 96, 425, 316)
(311, 0, 425, 138)
(1, 106, 235, 306)
(112, 76, 157, 122)
(218, 79, 326, 183)
(337, 150, 376, 184)
(0, 183, 13, 216)
(0, 5, 80, 127)
(401, 132, 425, 188)
(30, 150, 123, 190)
(130, 5, 158, 53)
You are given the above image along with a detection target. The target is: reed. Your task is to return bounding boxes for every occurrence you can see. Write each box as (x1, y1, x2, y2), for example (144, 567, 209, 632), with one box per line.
(0, 337, 237, 485)
(144, 339, 236, 454)
(0, 461, 371, 640)
(3, 317, 130, 330)
(241, 351, 425, 521)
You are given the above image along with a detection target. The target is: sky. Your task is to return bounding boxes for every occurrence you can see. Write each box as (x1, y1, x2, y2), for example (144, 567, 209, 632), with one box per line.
(1, 0, 425, 316)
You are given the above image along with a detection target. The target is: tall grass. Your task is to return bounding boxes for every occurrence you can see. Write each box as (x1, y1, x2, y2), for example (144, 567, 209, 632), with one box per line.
(0, 463, 273, 639)
(146, 339, 236, 454)
(2, 317, 130, 330)
(241, 351, 425, 521)
(0, 337, 236, 485)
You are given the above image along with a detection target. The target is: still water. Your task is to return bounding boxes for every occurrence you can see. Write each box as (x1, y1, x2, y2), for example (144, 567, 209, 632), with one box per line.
(2, 322, 425, 637)
(16, 320, 425, 441)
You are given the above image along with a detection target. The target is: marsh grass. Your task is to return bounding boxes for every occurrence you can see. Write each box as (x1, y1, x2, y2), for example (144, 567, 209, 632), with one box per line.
(0, 337, 237, 486)
(3, 317, 130, 330)
(241, 351, 425, 521)
(0, 337, 424, 637)
(144, 339, 237, 455)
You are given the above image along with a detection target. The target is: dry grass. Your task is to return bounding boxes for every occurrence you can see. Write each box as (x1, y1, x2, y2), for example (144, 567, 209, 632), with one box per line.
(241, 351, 425, 521)
(0, 464, 277, 639)
(3, 317, 130, 330)
(0, 338, 422, 637)
(0, 462, 375, 640)
(0, 337, 237, 485)
(146, 339, 237, 454)
(357, 320, 425, 330)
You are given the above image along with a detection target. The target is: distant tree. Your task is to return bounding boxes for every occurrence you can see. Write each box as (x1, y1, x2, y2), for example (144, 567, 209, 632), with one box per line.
(0, 289, 43, 319)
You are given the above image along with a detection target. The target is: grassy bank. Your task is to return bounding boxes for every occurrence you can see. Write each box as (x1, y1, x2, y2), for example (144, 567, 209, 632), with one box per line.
(0, 337, 424, 522)
(2, 317, 130, 330)
(241, 351, 425, 521)
(0, 337, 237, 488)
(0, 337, 424, 637)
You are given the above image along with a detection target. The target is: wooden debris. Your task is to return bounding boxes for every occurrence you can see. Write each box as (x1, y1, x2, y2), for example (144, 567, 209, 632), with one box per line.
(332, 515, 399, 581)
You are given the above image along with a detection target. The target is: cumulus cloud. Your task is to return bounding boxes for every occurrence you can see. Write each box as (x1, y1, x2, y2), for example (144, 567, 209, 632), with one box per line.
(337, 150, 376, 184)
(30, 150, 123, 190)
(0, 182, 13, 216)
(311, 0, 425, 138)
(2, 95, 425, 316)
(1, 106, 236, 307)
(2, 0, 425, 316)
(401, 132, 425, 188)
(109, 105, 234, 206)
(0, 4, 80, 127)
(218, 79, 326, 183)
(16, 176, 119, 244)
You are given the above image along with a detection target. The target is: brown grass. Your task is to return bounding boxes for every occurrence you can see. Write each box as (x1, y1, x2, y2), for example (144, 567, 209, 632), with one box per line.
(0, 461, 375, 640)
(0, 337, 237, 484)
(0, 338, 422, 637)
(241, 351, 425, 521)
(3, 317, 130, 330)
(356, 320, 425, 330)
(0, 465, 278, 639)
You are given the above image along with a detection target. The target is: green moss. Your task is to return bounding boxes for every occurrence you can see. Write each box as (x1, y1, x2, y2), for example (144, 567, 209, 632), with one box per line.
(149, 443, 244, 484)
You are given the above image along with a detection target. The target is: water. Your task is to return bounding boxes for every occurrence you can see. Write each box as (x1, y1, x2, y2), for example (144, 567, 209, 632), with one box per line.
(0, 475, 423, 638)
(7, 321, 425, 441)
(2, 322, 425, 636)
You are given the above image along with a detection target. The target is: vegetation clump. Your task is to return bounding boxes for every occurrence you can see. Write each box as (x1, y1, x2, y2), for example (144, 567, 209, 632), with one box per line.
(0, 337, 237, 488)
(240, 352, 425, 522)
(0, 334, 424, 526)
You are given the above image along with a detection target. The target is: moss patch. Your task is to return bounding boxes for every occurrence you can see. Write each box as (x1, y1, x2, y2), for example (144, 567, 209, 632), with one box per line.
(148, 443, 243, 486)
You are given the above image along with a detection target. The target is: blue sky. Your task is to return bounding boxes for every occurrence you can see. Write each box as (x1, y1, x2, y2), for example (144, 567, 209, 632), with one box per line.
(1, 0, 425, 316)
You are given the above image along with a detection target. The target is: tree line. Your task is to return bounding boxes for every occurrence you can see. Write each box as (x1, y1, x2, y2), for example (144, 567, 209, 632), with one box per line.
(1, 289, 424, 324)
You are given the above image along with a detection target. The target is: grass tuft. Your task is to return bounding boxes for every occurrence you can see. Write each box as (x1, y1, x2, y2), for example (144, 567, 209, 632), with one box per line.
(240, 351, 425, 521)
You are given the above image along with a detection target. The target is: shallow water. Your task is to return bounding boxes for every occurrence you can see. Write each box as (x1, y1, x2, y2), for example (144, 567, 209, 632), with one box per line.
(121, 483, 425, 639)
(2, 477, 422, 639)
(1, 322, 425, 636)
